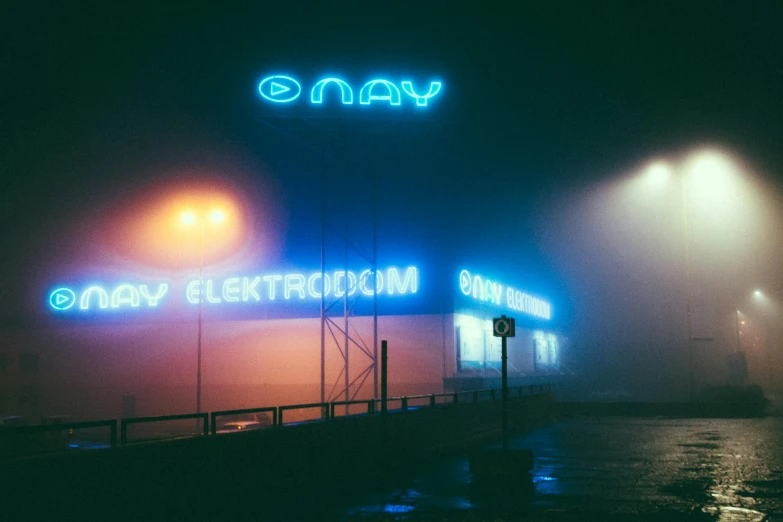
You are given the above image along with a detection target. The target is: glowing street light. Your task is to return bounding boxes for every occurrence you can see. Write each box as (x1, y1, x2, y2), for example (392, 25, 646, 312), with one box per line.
(637, 150, 749, 400)
(181, 208, 228, 414)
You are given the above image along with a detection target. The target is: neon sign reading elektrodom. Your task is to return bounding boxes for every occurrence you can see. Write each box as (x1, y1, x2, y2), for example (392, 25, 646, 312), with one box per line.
(257, 75, 443, 109)
(48, 266, 418, 313)
(458, 269, 551, 320)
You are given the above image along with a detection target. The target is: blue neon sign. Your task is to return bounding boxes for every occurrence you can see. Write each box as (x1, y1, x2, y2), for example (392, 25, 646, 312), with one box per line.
(257, 75, 302, 103)
(458, 269, 552, 320)
(257, 74, 443, 109)
(48, 266, 418, 314)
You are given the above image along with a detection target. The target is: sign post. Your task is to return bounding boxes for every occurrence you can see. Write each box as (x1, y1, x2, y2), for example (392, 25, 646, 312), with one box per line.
(381, 340, 388, 414)
(493, 315, 515, 449)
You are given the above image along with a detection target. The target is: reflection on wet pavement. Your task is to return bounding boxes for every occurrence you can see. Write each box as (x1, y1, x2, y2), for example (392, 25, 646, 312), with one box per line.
(342, 418, 783, 520)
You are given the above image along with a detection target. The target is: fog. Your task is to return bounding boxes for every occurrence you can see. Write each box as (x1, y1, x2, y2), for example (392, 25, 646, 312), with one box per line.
(535, 146, 783, 400)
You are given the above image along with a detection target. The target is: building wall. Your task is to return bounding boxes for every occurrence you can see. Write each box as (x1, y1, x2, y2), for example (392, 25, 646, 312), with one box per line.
(0, 314, 453, 422)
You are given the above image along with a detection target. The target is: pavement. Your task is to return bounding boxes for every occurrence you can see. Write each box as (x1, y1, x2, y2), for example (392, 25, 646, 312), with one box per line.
(339, 417, 783, 521)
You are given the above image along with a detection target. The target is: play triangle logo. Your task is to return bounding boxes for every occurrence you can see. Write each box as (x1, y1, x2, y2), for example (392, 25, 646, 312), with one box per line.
(258, 75, 301, 103)
(270, 82, 290, 96)
(49, 288, 76, 310)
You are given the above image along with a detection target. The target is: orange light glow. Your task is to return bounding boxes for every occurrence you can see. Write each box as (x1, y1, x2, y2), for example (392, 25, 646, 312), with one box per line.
(210, 210, 226, 224)
(107, 185, 248, 269)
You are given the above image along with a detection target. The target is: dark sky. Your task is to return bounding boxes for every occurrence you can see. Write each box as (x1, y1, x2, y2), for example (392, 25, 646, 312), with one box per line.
(2, 1, 782, 339)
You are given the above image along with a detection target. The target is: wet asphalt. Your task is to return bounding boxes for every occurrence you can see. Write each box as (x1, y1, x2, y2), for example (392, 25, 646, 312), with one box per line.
(338, 417, 783, 521)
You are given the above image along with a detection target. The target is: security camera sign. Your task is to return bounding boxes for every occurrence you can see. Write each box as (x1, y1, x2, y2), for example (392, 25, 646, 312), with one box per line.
(493, 316, 515, 337)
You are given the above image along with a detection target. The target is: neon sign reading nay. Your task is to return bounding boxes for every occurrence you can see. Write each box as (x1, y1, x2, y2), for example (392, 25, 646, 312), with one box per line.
(257, 75, 443, 109)
(458, 269, 551, 320)
(48, 267, 418, 313)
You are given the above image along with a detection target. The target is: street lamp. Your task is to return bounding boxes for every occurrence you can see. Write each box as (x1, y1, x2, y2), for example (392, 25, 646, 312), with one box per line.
(639, 150, 746, 400)
(181, 208, 226, 414)
(749, 289, 776, 390)
(643, 160, 696, 399)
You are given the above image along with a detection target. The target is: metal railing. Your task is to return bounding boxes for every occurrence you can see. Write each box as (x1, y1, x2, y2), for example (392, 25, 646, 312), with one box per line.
(2, 384, 552, 456)
(2, 419, 118, 448)
(120, 412, 209, 445)
(278, 402, 329, 426)
(211, 407, 278, 435)
(330, 400, 374, 418)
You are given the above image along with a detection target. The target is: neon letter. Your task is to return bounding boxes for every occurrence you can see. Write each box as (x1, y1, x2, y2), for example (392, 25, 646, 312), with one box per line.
(284, 274, 306, 299)
(263, 275, 283, 300)
(80, 286, 109, 310)
(310, 78, 353, 105)
(484, 280, 494, 303)
(110, 284, 140, 308)
(492, 282, 503, 305)
(358, 269, 384, 296)
(242, 276, 261, 301)
(359, 80, 401, 106)
(205, 280, 221, 304)
(307, 273, 331, 297)
(387, 267, 418, 295)
(139, 284, 168, 307)
(186, 280, 201, 304)
(222, 278, 241, 302)
(401, 81, 442, 106)
(472, 275, 483, 300)
(333, 271, 357, 297)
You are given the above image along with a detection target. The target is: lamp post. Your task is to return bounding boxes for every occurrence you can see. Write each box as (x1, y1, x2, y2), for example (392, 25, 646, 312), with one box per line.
(640, 150, 753, 400)
(681, 175, 695, 401)
(182, 209, 225, 414)
(751, 290, 775, 391)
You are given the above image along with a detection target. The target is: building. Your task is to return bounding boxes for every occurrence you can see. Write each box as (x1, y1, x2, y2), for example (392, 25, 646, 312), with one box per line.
(1, 262, 564, 422)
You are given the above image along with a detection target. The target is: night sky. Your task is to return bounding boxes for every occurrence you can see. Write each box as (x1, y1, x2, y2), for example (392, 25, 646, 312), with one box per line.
(2, 2, 782, 388)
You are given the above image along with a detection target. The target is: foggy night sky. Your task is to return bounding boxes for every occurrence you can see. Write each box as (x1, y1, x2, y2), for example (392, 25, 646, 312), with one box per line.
(2, 2, 782, 392)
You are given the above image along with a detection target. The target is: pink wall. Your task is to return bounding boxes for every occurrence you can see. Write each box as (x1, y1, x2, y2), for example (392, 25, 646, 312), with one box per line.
(0, 314, 453, 421)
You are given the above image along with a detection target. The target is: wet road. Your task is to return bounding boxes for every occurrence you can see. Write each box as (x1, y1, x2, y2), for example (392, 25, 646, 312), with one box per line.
(339, 417, 783, 521)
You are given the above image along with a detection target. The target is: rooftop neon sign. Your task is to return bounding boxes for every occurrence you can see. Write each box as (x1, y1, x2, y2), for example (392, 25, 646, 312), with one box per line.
(458, 269, 552, 320)
(48, 266, 418, 313)
(257, 74, 443, 109)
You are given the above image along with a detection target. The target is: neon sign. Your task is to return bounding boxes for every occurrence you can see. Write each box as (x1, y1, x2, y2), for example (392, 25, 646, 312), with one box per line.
(458, 269, 551, 320)
(257, 74, 442, 108)
(48, 267, 418, 313)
